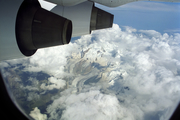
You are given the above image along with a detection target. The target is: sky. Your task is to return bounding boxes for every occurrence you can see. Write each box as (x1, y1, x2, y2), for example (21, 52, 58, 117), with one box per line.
(96, 1, 180, 34)
(1, 1, 180, 120)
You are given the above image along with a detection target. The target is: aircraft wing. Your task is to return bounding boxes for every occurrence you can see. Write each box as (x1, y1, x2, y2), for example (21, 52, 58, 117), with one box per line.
(89, 0, 180, 7)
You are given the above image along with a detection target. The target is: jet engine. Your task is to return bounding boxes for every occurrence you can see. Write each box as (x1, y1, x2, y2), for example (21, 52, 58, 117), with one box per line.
(0, 0, 113, 61)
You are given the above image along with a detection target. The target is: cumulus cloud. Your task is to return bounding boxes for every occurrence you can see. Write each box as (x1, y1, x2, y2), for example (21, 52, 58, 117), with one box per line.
(43, 24, 180, 120)
(30, 107, 47, 120)
(164, 28, 180, 33)
(1, 24, 180, 120)
(47, 90, 134, 120)
(40, 77, 66, 90)
(23, 44, 77, 79)
(0, 61, 9, 68)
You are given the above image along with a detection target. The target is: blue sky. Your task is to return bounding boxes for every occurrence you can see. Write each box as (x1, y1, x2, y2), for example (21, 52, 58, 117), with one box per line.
(96, 1, 180, 34)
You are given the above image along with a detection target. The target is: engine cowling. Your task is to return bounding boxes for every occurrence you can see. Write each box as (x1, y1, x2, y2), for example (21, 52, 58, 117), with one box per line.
(16, 0, 72, 56)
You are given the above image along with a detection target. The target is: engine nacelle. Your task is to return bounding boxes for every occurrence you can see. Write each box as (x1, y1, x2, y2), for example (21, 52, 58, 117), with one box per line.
(0, 0, 72, 61)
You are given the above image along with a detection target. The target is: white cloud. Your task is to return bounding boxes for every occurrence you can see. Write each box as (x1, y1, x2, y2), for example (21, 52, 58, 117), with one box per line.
(23, 44, 77, 79)
(0, 61, 9, 68)
(139, 30, 162, 38)
(56, 24, 180, 120)
(30, 107, 47, 120)
(40, 77, 66, 90)
(39, 24, 180, 120)
(47, 90, 136, 120)
(1, 24, 180, 120)
(164, 28, 180, 33)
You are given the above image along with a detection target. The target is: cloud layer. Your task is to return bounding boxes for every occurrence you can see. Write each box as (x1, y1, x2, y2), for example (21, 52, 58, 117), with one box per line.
(1, 24, 180, 120)
(30, 107, 47, 120)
